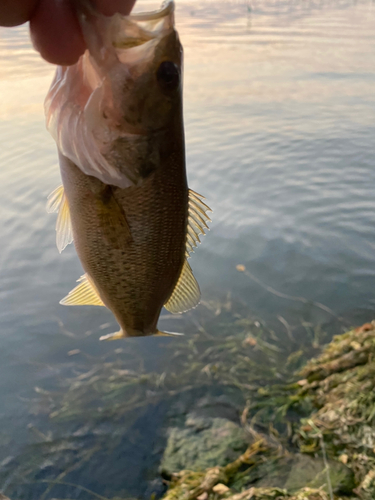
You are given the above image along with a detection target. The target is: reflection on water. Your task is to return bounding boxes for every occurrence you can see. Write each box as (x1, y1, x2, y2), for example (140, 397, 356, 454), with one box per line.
(0, 0, 374, 497)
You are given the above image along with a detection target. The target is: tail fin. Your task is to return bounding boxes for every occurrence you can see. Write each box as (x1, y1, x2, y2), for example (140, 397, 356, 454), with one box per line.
(155, 330, 184, 337)
(99, 329, 183, 341)
(99, 330, 125, 341)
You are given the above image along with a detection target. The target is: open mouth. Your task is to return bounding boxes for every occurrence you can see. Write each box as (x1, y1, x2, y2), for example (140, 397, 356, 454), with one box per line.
(130, 0, 174, 22)
(98, 1, 175, 50)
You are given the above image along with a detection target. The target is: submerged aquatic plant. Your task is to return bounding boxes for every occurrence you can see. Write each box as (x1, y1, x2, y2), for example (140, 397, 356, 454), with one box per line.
(1, 287, 368, 500)
(294, 322, 375, 499)
(158, 318, 375, 500)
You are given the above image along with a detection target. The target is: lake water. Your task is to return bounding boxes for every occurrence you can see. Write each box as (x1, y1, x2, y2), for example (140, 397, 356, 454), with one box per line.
(0, 0, 374, 497)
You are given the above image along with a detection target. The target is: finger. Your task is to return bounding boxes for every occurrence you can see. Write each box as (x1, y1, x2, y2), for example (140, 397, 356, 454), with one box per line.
(93, 0, 136, 16)
(30, 0, 85, 65)
(0, 0, 39, 27)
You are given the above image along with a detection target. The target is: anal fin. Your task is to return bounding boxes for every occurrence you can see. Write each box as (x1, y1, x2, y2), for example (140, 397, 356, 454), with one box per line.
(60, 274, 105, 307)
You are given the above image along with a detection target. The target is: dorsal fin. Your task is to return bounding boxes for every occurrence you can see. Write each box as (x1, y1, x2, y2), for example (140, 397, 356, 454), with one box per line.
(60, 274, 105, 307)
(46, 185, 74, 253)
(186, 189, 212, 257)
(165, 190, 211, 313)
(164, 259, 201, 314)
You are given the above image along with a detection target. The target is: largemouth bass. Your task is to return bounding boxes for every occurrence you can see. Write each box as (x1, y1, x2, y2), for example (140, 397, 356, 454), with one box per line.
(45, 0, 211, 339)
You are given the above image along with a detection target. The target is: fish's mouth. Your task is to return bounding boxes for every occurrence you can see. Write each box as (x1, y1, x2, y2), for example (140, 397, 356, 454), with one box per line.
(129, 1, 174, 23)
(79, 0, 175, 59)
(113, 1, 175, 49)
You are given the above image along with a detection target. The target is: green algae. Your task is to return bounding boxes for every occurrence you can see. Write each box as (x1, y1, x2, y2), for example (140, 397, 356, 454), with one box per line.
(158, 321, 375, 500)
(161, 416, 247, 474)
(294, 322, 375, 499)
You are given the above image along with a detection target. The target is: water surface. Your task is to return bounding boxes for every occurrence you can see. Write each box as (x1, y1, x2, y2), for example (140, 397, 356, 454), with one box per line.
(0, 0, 374, 496)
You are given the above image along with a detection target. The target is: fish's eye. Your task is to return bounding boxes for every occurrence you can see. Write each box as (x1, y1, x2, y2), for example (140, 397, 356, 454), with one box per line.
(157, 61, 180, 92)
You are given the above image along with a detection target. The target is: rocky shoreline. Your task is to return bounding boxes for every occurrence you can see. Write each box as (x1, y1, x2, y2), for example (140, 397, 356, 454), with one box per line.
(1, 307, 374, 499)
(160, 321, 375, 500)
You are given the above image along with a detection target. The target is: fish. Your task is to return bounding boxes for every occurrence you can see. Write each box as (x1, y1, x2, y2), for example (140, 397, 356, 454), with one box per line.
(45, 0, 211, 340)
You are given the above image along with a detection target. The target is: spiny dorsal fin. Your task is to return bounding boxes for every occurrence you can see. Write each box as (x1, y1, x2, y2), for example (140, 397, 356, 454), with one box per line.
(186, 189, 212, 257)
(164, 259, 201, 314)
(46, 185, 73, 253)
(60, 274, 105, 307)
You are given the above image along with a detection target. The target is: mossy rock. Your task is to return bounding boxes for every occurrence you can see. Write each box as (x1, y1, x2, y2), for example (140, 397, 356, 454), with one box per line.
(160, 414, 247, 475)
(284, 454, 355, 494)
(232, 453, 354, 495)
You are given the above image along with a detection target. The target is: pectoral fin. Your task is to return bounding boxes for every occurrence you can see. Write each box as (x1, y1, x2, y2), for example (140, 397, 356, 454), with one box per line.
(46, 185, 73, 253)
(164, 259, 201, 314)
(60, 274, 105, 307)
(95, 186, 132, 248)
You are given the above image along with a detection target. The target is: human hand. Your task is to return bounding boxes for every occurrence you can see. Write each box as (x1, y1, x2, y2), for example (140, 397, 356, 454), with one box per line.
(0, 0, 136, 65)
